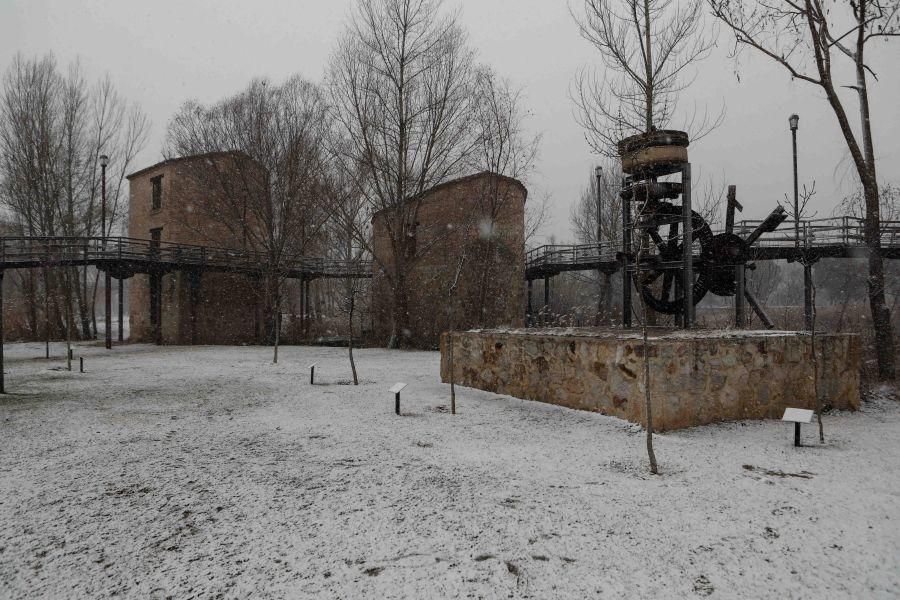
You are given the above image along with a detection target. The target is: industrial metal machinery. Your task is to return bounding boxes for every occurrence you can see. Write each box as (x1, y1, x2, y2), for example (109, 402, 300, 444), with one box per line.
(618, 130, 788, 328)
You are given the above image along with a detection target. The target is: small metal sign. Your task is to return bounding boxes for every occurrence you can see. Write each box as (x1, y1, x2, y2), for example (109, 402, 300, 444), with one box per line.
(782, 407, 815, 447)
(390, 382, 407, 415)
(782, 408, 814, 423)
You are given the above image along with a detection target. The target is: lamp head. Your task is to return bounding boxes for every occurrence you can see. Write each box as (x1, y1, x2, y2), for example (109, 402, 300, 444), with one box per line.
(789, 114, 799, 131)
(99, 154, 109, 167)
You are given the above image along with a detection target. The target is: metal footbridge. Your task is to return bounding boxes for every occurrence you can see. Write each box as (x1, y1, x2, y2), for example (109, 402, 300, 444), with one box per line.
(526, 216, 900, 280)
(0, 236, 373, 280)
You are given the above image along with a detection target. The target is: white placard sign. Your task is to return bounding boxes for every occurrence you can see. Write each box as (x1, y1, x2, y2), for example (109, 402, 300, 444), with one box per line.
(782, 408, 814, 423)
(389, 382, 408, 394)
(308, 362, 318, 369)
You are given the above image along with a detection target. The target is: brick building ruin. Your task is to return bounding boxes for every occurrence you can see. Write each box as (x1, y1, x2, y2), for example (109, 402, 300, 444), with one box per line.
(126, 152, 263, 344)
(371, 172, 527, 348)
(126, 156, 527, 347)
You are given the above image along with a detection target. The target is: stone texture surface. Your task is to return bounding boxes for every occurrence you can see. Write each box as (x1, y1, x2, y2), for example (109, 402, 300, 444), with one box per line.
(440, 328, 860, 430)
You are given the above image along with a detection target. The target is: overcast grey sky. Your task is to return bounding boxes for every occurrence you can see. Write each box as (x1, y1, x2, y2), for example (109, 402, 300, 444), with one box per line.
(2, 0, 898, 243)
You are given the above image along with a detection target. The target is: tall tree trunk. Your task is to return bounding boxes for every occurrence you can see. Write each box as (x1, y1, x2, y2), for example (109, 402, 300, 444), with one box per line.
(348, 298, 358, 385)
(854, 34, 895, 380)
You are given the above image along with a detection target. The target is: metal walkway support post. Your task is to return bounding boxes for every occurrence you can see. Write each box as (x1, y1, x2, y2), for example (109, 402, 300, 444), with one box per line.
(526, 279, 533, 326)
(622, 184, 633, 328)
(154, 273, 163, 346)
(803, 262, 813, 330)
(735, 266, 746, 327)
(543, 276, 550, 325)
(118, 277, 124, 342)
(303, 278, 311, 339)
(1, 270, 4, 394)
(105, 270, 112, 349)
(189, 270, 202, 345)
(682, 164, 694, 328)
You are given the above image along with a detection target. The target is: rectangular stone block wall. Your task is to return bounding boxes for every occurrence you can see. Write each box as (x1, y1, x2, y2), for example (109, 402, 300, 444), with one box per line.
(440, 329, 860, 431)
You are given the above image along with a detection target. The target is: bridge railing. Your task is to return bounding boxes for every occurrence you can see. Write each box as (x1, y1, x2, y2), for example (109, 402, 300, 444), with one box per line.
(0, 236, 372, 278)
(526, 242, 619, 269)
(731, 216, 900, 247)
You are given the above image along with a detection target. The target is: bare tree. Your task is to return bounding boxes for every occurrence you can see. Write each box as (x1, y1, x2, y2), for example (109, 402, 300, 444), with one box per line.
(0, 53, 148, 340)
(709, 0, 898, 379)
(466, 67, 541, 326)
(631, 205, 659, 474)
(328, 0, 477, 348)
(571, 0, 720, 157)
(166, 76, 333, 361)
(325, 160, 371, 385)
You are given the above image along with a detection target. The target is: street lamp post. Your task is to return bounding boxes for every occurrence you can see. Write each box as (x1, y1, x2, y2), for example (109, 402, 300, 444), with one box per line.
(789, 114, 813, 330)
(594, 166, 603, 248)
(789, 115, 799, 248)
(100, 154, 108, 241)
(100, 154, 112, 349)
(595, 166, 605, 326)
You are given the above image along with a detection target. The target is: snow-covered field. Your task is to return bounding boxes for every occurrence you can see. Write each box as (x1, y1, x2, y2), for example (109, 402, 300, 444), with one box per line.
(0, 342, 898, 599)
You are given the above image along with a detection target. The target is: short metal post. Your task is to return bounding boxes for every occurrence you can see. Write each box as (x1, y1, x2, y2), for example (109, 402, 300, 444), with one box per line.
(395, 392, 400, 415)
(310, 365, 315, 385)
(794, 422, 801, 447)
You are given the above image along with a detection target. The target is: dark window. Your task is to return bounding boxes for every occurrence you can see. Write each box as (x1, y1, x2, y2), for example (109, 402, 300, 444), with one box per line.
(151, 175, 163, 210)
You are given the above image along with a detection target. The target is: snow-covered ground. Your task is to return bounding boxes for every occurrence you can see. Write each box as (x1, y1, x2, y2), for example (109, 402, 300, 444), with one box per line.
(0, 342, 898, 599)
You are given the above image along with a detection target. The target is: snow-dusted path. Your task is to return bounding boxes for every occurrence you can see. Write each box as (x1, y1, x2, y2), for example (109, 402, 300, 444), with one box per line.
(0, 343, 898, 599)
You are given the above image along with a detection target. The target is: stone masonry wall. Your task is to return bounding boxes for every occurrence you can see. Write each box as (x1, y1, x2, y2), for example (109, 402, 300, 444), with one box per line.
(440, 329, 860, 431)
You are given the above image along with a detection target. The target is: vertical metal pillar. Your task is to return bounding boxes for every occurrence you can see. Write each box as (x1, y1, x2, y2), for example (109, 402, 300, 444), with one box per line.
(595, 167, 603, 246)
(303, 278, 311, 339)
(543, 276, 550, 325)
(681, 163, 694, 328)
(595, 167, 605, 326)
(298, 276, 305, 338)
(1, 270, 5, 394)
(189, 270, 201, 345)
(118, 277, 124, 342)
(735, 266, 746, 327)
(526, 278, 533, 326)
(803, 262, 813, 330)
(622, 182, 633, 328)
(154, 273, 163, 346)
(105, 270, 112, 349)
